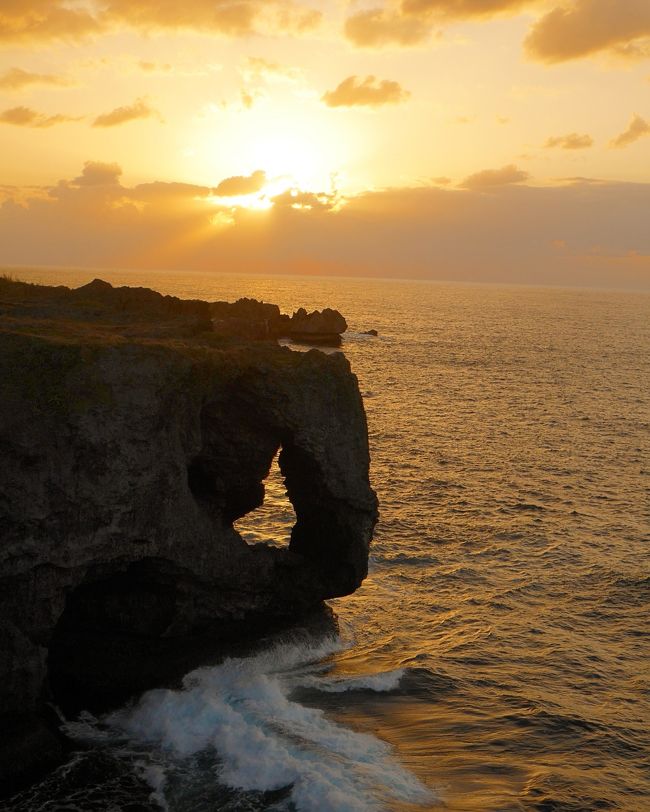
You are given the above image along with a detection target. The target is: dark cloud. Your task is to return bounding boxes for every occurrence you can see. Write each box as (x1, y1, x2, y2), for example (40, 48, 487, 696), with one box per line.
(214, 170, 267, 196)
(0, 106, 79, 128)
(92, 98, 161, 127)
(323, 75, 410, 107)
(525, 0, 650, 62)
(545, 132, 594, 149)
(609, 114, 650, 148)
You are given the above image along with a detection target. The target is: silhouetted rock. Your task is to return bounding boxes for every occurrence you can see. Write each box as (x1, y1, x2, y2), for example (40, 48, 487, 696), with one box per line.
(209, 299, 347, 346)
(288, 307, 348, 346)
(0, 278, 377, 796)
(210, 297, 286, 340)
(362, 329, 378, 336)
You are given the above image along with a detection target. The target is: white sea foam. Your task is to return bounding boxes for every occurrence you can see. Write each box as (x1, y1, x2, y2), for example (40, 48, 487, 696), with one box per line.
(296, 669, 405, 694)
(106, 636, 433, 811)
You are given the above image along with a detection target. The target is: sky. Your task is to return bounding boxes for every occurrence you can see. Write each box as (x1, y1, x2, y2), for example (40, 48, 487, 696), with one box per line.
(1, 0, 649, 288)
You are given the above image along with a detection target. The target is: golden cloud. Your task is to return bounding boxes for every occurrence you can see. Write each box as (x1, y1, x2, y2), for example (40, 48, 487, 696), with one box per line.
(241, 57, 303, 84)
(137, 60, 172, 73)
(401, 0, 530, 18)
(0, 67, 71, 90)
(525, 0, 650, 62)
(0, 0, 101, 44)
(322, 75, 410, 107)
(92, 98, 161, 128)
(73, 161, 123, 187)
(215, 170, 267, 196)
(545, 132, 594, 149)
(0, 0, 321, 44)
(609, 114, 650, 148)
(344, 8, 434, 47)
(460, 164, 529, 189)
(344, 0, 533, 48)
(0, 106, 79, 128)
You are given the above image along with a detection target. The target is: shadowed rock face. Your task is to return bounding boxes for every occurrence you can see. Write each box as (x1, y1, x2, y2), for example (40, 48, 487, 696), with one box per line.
(0, 279, 377, 795)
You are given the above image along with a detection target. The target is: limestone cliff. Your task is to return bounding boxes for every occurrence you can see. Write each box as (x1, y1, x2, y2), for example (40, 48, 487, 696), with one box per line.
(0, 278, 378, 794)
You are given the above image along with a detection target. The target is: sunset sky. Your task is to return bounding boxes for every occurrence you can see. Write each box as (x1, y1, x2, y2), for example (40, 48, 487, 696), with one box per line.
(1, 1, 649, 288)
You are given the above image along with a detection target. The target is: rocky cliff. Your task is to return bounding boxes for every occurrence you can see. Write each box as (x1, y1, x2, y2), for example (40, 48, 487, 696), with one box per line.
(0, 278, 378, 795)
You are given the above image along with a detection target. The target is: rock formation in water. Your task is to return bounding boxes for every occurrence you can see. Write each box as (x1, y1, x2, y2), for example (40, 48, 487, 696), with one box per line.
(287, 307, 348, 346)
(0, 278, 377, 795)
(210, 298, 347, 346)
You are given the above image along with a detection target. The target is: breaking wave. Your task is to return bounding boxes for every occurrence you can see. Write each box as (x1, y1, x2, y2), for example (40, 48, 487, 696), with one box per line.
(96, 635, 434, 812)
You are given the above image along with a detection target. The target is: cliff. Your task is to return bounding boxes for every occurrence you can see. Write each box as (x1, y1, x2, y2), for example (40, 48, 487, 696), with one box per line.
(0, 278, 378, 795)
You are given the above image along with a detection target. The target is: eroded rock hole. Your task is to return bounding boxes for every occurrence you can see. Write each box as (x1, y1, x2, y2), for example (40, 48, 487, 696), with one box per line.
(235, 450, 295, 547)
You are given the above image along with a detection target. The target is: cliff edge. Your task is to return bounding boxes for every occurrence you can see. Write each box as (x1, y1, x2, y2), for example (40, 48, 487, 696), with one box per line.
(0, 278, 378, 794)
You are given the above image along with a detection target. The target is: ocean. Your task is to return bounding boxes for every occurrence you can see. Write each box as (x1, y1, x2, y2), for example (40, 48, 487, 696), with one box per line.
(4, 268, 650, 812)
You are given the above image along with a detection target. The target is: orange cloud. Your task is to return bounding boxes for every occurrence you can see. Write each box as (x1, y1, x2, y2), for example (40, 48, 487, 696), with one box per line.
(0, 1, 101, 44)
(609, 114, 650, 148)
(323, 76, 410, 108)
(344, 8, 434, 47)
(401, 0, 530, 17)
(344, 0, 534, 48)
(215, 170, 267, 196)
(0, 106, 79, 128)
(73, 161, 123, 187)
(137, 60, 172, 73)
(0, 67, 70, 90)
(1, 164, 650, 290)
(545, 132, 594, 149)
(241, 57, 303, 84)
(525, 0, 650, 63)
(92, 98, 161, 128)
(0, 0, 321, 44)
(460, 164, 529, 190)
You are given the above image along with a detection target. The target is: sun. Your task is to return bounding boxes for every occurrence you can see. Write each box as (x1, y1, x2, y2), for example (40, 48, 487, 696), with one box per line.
(188, 105, 354, 207)
(246, 131, 325, 191)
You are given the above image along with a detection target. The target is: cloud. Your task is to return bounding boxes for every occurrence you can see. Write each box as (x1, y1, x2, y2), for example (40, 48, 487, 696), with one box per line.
(0, 0, 321, 44)
(0, 106, 79, 128)
(137, 60, 172, 73)
(401, 0, 530, 17)
(241, 57, 303, 84)
(344, 8, 434, 47)
(322, 76, 410, 108)
(0, 67, 70, 91)
(344, 1, 532, 48)
(92, 98, 161, 127)
(460, 164, 529, 190)
(609, 114, 650, 148)
(525, 0, 650, 63)
(73, 161, 123, 187)
(1, 164, 650, 290)
(214, 170, 267, 196)
(0, 1, 101, 44)
(545, 132, 594, 149)
(132, 181, 213, 202)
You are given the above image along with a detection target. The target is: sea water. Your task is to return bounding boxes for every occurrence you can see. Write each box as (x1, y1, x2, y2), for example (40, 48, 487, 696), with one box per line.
(4, 269, 650, 811)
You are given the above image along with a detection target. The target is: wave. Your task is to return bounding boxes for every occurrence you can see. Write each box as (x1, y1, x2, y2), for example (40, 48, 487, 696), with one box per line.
(102, 635, 434, 812)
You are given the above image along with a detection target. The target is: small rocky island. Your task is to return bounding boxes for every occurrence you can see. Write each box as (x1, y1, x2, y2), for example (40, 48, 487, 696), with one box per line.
(0, 278, 377, 796)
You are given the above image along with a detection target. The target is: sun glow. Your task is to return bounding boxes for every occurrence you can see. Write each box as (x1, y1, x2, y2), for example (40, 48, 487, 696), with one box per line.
(188, 106, 353, 206)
